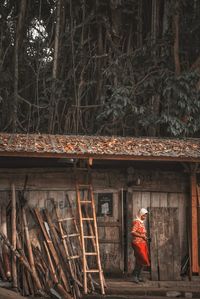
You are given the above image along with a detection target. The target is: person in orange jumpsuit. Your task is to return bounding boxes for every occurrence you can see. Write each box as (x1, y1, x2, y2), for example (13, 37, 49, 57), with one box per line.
(131, 208, 150, 283)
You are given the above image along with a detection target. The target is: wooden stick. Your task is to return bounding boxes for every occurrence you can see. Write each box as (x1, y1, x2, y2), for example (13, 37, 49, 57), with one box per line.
(32, 245, 53, 291)
(22, 207, 42, 290)
(33, 208, 70, 292)
(45, 209, 82, 287)
(11, 183, 18, 289)
(0, 254, 6, 281)
(1, 205, 11, 280)
(16, 234, 30, 296)
(44, 210, 67, 262)
(26, 270, 35, 296)
(0, 232, 43, 288)
(2, 245, 11, 280)
(43, 241, 73, 299)
(22, 269, 30, 296)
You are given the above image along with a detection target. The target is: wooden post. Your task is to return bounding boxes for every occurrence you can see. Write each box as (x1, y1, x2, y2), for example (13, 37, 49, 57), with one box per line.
(22, 207, 42, 290)
(1, 205, 11, 280)
(190, 172, 199, 273)
(11, 183, 18, 289)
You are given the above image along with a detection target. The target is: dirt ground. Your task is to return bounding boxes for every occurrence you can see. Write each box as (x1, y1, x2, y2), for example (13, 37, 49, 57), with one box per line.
(0, 287, 28, 299)
(0, 277, 200, 299)
(83, 277, 200, 299)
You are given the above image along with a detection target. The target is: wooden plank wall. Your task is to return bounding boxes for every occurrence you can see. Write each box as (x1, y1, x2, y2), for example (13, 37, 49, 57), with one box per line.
(95, 191, 123, 274)
(0, 167, 189, 276)
(149, 207, 181, 281)
(128, 191, 188, 275)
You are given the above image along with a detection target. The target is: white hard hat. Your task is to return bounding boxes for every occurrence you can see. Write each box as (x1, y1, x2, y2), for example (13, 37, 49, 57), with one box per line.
(139, 208, 148, 216)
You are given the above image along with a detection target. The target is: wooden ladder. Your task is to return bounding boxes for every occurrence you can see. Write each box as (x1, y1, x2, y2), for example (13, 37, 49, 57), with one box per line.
(76, 184, 105, 295)
(52, 197, 95, 295)
(51, 199, 83, 298)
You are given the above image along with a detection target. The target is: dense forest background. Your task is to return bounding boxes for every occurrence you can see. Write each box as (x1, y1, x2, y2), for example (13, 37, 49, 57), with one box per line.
(0, 0, 200, 137)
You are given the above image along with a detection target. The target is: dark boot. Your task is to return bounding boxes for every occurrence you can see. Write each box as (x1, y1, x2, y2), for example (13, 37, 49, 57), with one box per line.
(131, 263, 142, 284)
(137, 266, 145, 282)
(131, 275, 139, 283)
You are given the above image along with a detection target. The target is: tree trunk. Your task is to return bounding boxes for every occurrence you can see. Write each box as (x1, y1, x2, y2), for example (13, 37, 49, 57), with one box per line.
(137, 0, 143, 48)
(149, 0, 161, 137)
(173, 0, 181, 76)
(48, 0, 61, 133)
(13, 0, 27, 132)
(151, 0, 159, 45)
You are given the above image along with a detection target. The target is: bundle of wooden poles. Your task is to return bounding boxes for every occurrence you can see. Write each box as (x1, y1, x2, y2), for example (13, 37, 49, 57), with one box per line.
(0, 182, 101, 298)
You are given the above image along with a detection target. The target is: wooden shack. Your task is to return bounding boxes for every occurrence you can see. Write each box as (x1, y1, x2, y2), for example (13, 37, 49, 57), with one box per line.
(0, 133, 199, 281)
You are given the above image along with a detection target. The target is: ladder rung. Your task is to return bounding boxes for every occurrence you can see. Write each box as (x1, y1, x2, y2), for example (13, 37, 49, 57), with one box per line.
(57, 217, 74, 222)
(67, 255, 80, 260)
(85, 252, 97, 256)
(82, 218, 94, 221)
(84, 236, 96, 239)
(80, 201, 92, 204)
(86, 269, 99, 273)
(63, 233, 80, 238)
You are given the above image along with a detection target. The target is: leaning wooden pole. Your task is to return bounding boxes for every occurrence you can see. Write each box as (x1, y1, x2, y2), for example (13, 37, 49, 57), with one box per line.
(33, 208, 70, 292)
(11, 183, 18, 289)
(22, 207, 42, 290)
(1, 205, 11, 280)
(16, 234, 30, 296)
(190, 172, 199, 273)
(0, 233, 39, 283)
(43, 241, 73, 299)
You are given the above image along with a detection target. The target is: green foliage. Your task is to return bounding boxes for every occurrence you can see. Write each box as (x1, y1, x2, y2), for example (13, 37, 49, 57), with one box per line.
(97, 86, 144, 121)
(1, 0, 200, 136)
(160, 71, 200, 136)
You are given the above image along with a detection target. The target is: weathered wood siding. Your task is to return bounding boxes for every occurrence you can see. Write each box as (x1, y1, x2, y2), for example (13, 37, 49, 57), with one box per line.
(149, 207, 181, 280)
(0, 167, 189, 276)
(95, 190, 123, 274)
(128, 191, 188, 278)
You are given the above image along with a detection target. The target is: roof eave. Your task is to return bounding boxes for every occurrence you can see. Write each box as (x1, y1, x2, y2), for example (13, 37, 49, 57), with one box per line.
(0, 151, 199, 163)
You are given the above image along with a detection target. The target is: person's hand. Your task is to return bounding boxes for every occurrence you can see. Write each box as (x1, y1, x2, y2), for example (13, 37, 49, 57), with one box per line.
(141, 235, 147, 241)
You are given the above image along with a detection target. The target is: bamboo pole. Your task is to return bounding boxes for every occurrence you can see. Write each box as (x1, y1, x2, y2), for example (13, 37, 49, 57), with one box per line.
(0, 232, 45, 292)
(0, 255, 6, 281)
(33, 208, 70, 292)
(44, 210, 67, 261)
(22, 270, 30, 296)
(43, 241, 73, 299)
(11, 183, 18, 289)
(26, 270, 35, 296)
(22, 207, 42, 290)
(16, 234, 29, 296)
(1, 205, 11, 280)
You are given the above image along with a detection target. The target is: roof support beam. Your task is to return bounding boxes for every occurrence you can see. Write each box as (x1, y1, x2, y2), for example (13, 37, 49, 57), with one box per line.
(190, 166, 199, 274)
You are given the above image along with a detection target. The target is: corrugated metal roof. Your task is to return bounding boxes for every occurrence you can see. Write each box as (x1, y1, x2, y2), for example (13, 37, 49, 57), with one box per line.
(0, 133, 200, 161)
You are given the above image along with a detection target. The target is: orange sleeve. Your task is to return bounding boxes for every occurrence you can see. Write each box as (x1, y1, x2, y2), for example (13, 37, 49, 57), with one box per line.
(131, 220, 139, 234)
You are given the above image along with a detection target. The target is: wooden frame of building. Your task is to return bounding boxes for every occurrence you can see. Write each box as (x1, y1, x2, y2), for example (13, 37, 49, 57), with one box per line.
(0, 133, 199, 280)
